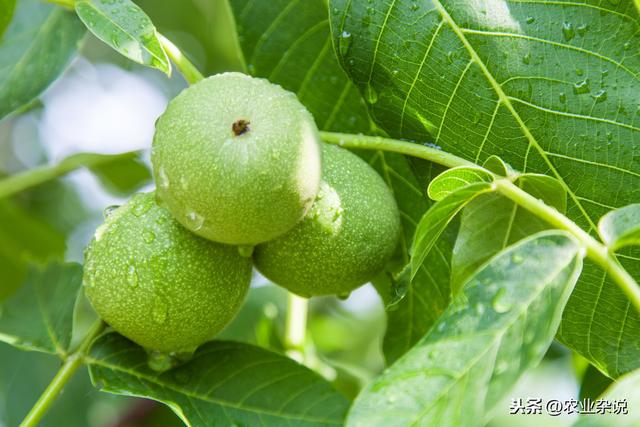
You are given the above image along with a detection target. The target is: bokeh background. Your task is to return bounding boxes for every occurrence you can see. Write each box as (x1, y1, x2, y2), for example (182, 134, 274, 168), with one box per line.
(0, 1, 606, 426)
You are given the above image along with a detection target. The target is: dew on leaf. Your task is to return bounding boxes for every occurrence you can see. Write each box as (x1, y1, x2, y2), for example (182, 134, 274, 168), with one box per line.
(525, 16, 535, 24)
(511, 253, 524, 264)
(522, 53, 531, 64)
(492, 288, 512, 313)
(559, 92, 567, 103)
(562, 22, 575, 41)
(576, 24, 588, 36)
(365, 83, 378, 104)
(573, 79, 590, 95)
(338, 31, 352, 56)
(592, 89, 607, 103)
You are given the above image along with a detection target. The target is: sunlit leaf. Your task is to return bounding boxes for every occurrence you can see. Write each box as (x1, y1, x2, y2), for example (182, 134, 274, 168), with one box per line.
(0, 262, 81, 355)
(0, 0, 15, 38)
(0, 0, 85, 120)
(330, 0, 640, 377)
(75, 0, 170, 74)
(349, 232, 583, 427)
(87, 332, 349, 426)
(426, 166, 494, 201)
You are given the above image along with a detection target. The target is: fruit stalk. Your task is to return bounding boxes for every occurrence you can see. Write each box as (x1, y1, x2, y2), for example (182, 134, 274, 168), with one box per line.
(284, 293, 308, 363)
(20, 321, 105, 427)
(321, 131, 640, 314)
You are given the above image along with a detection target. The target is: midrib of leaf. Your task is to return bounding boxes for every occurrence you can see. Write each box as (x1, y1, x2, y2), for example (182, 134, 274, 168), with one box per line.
(77, 2, 164, 66)
(405, 251, 579, 425)
(0, 7, 62, 93)
(86, 357, 342, 424)
(428, 0, 600, 232)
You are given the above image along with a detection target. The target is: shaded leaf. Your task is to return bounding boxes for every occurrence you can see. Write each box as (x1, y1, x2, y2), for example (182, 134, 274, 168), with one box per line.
(87, 332, 349, 426)
(348, 232, 583, 427)
(0, 262, 81, 355)
(426, 166, 494, 201)
(598, 204, 640, 251)
(572, 368, 640, 427)
(0, 200, 66, 300)
(89, 154, 151, 195)
(482, 155, 515, 177)
(0, 0, 84, 120)
(451, 173, 567, 297)
(411, 182, 493, 281)
(0, 0, 15, 38)
(228, 0, 457, 363)
(330, 0, 640, 376)
(75, 0, 170, 74)
(579, 363, 613, 401)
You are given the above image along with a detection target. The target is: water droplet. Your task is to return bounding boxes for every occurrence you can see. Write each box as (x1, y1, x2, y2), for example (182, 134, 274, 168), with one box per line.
(592, 89, 607, 103)
(338, 31, 352, 56)
(337, 292, 351, 300)
(143, 229, 156, 243)
(447, 51, 456, 64)
(475, 303, 485, 315)
(332, 7, 339, 14)
(238, 245, 254, 257)
(573, 79, 590, 95)
(132, 199, 152, 217)
(492, 288, 512, 313)
(511, 253, 524, 264)
(185, 211, 204, 231)
(410, 2, 419, 11)
(522, 53, 531, 64)
(562, 22, 575, 41)
(157, 166, 170, 190)
(525, 16, 535, 24)
(110, 35, 120, 48)
(576, 24, 588, 36)
(103, 205, 120, 218)
(152, 296, 168, 324)
(575, 68, 584, 76)
(148, 351, 172, 372)
(365, 83, 378, 104)
(559, 92, 567, 103)
(623, 42, 631, 50)
(495, 360, 509, 374)
(127, 265, 138, 288)
(607, 131, 613, 141)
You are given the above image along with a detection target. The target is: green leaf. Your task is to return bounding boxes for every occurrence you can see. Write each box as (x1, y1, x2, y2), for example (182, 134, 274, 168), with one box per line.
(0, 200, 66, 300)
(0, 0, 84, 121)
(0, 0, 15, 38)
(0, 262, 81, 356)
(330, 0, 640, 376)
(89, 154, 151, 195)
(411, 182, 493, 281)
(348, 231, 583, 427)
(87, 332, 349, 426)
(579, 363, 613, 401)
(228, 0, 458, 363)
(572, 368, 640, 427)
(598, 204, 640, 251)
(426, 166, 494, 201)
(75, 0, 170, 74)
(482, 155, 515, 177)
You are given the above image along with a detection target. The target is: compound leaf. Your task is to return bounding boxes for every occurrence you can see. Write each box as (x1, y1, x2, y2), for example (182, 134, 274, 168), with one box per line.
(75, 0, 170, 74)
(598, 204, 640, 251)
(0, 262, 81, 356)
(348, 232, 583, 427)
(0, 0, 85, 120)
(87, 332, 349, 426)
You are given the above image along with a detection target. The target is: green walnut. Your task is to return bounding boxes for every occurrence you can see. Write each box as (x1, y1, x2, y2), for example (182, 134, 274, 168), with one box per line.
(254, 144, 401, 297)
(152, 72, 322, 245)
(83, 192, 252, 354)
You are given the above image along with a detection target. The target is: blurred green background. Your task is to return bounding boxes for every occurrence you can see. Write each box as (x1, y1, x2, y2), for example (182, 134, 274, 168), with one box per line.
(0, 1, 602, 426)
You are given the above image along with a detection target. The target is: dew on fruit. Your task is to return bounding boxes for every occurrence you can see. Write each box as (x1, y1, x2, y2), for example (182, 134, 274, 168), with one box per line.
(127, 265, 139, 288)
(152, 296, 168, 324)
(185, 211, 204, 231)
(492, 288, 512, 313)
(132, 199, 153, 217)
(143, 228, 156, 243)
(157, 166, 170, 190)
(103, 205, 120, 218)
